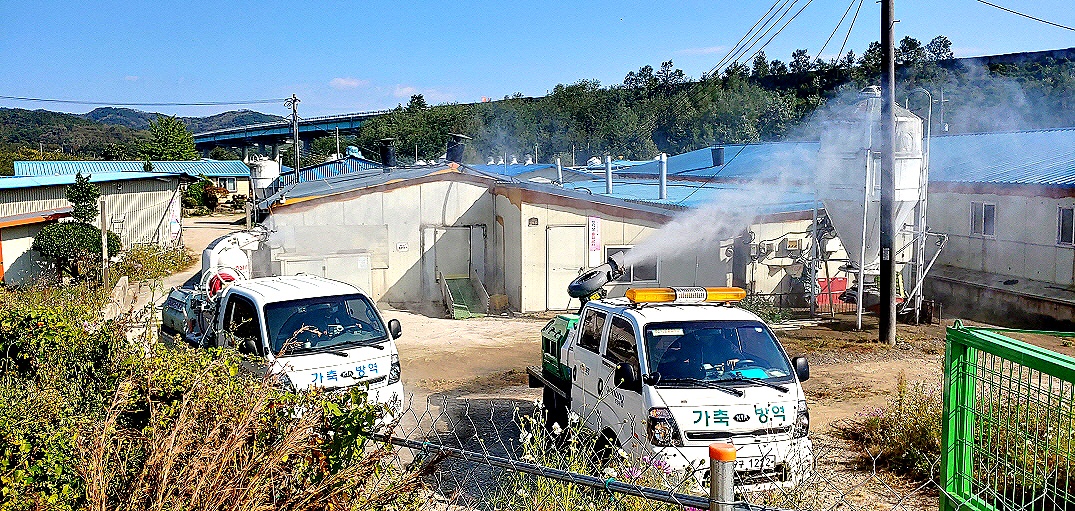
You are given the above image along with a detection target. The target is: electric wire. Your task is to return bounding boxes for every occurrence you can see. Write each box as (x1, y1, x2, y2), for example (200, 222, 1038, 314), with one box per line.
(0, 94, 288, 107)
(708, 0, 786, 75)
(811, 0, 860, 68)
(835, 0, 866, 61)
(712, 0, 799, 75)
(743, 0, 817, 67)
(974, 0, 1074, 31)
(710, 0, 795, 75)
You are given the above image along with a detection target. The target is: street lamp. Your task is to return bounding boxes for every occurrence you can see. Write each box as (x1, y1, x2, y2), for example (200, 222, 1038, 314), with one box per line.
(907, 87, 932, 323)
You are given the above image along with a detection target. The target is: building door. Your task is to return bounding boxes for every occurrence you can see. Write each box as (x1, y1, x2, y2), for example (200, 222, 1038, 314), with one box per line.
(546, 225, 587, 310)
(434, 227, 472, 279)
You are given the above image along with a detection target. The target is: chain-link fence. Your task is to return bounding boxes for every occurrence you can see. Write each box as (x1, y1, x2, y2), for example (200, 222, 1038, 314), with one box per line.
(358, 392, 954, 511)
(347, 324, 1075, 511)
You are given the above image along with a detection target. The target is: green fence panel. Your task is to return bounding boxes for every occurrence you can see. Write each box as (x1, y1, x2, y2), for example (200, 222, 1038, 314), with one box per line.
(942, 321, 1075, 511)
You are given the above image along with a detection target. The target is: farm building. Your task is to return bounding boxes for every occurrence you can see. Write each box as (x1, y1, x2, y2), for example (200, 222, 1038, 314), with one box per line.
(256, 161, 831, 313)
(922, 128, 1075, 327)
(0, 171, 185, 285)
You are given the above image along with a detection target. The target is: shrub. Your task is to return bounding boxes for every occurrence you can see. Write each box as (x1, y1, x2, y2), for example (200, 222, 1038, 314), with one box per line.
(182, 178, 228, 212)
(32, 222, 122, 280)
(113, 245, 196, 282)
(65, 172, 100, 223)
(738, 294, 791, 323)
(0, 283, 434, 510)
(834, 373, 942, 481)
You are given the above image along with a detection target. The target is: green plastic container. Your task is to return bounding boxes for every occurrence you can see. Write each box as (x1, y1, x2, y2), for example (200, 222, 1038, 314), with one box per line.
(540, 313, 578, 382)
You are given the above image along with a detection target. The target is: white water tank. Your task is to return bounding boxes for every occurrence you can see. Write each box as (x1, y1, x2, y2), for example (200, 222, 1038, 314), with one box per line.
(249, 158, 281, 195)
(817, 87, 923, 272)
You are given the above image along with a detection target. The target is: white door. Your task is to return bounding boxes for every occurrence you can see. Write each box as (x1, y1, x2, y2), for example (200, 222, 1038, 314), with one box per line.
(571, 308, 609, 433)
(546, 225, 587, 310)
(601, 315, 647, 452)
(434, 227, 472, 278)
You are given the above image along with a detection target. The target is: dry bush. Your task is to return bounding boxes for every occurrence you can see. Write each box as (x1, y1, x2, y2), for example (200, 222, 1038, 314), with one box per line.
(76, 345, 437, 511)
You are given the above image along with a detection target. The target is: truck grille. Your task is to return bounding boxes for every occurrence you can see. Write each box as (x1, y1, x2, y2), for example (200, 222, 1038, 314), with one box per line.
(684, 426, 791, 441)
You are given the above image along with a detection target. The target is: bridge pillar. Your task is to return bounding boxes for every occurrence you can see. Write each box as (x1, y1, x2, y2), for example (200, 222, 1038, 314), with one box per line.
(241, 145, 250, 162)
(270, 143, 280, 160)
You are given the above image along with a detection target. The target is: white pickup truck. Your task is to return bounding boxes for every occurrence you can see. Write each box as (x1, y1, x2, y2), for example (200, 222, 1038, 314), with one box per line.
(161, 229, 404, 408)
(529, 260, 812, 491)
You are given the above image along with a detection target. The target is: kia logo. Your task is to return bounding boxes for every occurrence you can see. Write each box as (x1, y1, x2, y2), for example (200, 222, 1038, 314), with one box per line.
(734, 413, 750, 423)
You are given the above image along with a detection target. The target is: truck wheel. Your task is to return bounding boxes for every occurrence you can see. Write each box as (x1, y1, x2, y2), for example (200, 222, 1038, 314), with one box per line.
(542, 386, 568, 431)
(593, 429, 619, 466)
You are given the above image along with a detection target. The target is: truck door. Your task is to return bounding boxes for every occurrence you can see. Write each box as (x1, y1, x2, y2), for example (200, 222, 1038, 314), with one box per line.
(601, 315, 645, 450)
(571, 307, 607, 432)
(220, 294, 264, 356)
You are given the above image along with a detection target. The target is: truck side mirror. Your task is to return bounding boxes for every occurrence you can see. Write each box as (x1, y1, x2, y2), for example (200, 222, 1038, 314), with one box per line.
(239, 337, 259, 356)
(614, 363, 641, 392)
(792, 356, 810, 382)
(388, 318, 402, 339)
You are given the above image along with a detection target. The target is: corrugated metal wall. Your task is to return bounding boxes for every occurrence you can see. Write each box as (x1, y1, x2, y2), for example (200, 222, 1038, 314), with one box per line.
(0, 177, 181, 247)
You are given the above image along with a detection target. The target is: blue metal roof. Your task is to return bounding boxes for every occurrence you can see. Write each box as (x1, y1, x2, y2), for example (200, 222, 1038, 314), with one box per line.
(928, 128, 1075, 187)
(0, 171, 180, 190)
(13, 159, 251, 178)
(561, 178, 818, 214)
(470, 163, 556, 177)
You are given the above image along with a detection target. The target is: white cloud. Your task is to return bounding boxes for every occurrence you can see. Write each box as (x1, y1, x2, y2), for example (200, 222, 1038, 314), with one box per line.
(677, 46, 728, 56)
(124, 75, 139, 81)
(393, 84, 455, 103)
(330, 77, 369, 90)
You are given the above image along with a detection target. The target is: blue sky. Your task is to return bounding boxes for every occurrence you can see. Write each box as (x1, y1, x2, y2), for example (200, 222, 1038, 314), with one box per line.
(1, 1, 1073, 118)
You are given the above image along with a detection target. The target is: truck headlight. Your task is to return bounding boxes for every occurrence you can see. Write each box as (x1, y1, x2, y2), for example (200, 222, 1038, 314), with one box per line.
(792, 399, 810, 439)
(388, 353, 401, 384)
(647, 407, 683, 447)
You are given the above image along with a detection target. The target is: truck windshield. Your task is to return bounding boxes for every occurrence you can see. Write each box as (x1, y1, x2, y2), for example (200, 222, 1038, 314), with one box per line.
(265, 293, 388, 355)
(644, 320, 793, 383)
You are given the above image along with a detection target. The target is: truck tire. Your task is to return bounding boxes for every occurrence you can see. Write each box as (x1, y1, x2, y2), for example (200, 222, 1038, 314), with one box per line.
(542, 386, 569, 431)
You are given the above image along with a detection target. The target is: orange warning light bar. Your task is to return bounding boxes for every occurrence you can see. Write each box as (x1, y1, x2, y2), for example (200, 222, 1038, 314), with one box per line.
(625, 286, 747, 304)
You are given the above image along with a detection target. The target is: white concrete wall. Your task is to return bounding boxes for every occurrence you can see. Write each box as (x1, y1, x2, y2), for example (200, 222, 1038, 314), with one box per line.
(268, 179, 494, 305)
(1, 223, 53, 285)
(928, 190, 1075, 285)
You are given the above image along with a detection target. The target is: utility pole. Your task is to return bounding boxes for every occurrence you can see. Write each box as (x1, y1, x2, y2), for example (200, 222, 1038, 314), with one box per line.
(880, 0, 897, 346)
(285, 94, 300, 171)
(100, 198, 109, 286)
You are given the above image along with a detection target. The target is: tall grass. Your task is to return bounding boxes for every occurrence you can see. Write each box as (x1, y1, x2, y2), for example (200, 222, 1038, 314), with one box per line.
(0, 282, 437, 511)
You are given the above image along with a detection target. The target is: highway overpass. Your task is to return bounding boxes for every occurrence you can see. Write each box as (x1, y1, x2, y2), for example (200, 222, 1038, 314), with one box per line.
(193, 110, 389, 156)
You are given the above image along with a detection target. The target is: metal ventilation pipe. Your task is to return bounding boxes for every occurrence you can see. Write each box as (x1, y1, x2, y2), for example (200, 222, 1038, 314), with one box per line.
(379, 138, 397, 168)
(556, 157, 563, 186)
(658, 152, 668, 200)
(446, 133, 471, 163)
(711, 146, 725, 167)
(605, 155, 613, 194)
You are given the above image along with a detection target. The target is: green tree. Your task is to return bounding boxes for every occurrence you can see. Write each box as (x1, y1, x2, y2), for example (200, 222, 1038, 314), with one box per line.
(66, 172, 100, 223)
(790, 49, 812, 73)
(751, 51, 770, 78)
(32, 222, 121, 279)
(896, 36, 926, 67)
(209, 146, 241, 160)
(925, 35, 954, 61)
(140, 115, 199, 161)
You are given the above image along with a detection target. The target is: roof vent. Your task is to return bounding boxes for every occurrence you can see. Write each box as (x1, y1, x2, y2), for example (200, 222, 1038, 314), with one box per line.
(379, 138, 396, 168)
(711, 146, 725, 167)
(446, 133, 470, 163)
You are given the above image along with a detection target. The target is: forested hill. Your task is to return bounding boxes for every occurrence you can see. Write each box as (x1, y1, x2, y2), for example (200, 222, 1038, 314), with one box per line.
(80, 107, 284, 133)
(0, 108, 144, 157)
(337, 37, 1075, 168)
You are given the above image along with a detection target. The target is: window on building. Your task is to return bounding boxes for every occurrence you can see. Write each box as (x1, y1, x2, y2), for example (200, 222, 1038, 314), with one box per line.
(604, 246, 659, 283)
(1059, 206, 1075, 246)
(219, 177, 237, 192)
(971, 202, 996, 237)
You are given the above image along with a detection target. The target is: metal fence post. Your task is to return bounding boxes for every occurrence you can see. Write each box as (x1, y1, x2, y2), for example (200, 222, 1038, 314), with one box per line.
(709, 443, 735, 511)
(941, 325, 978, 511)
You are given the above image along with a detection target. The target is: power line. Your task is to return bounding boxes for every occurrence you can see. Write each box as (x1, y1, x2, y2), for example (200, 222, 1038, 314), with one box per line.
(0, 94, 288, 107)
(812, 0, 860, 67)
(974, 0, 1074, 31)
(835, 0, 866, 60)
